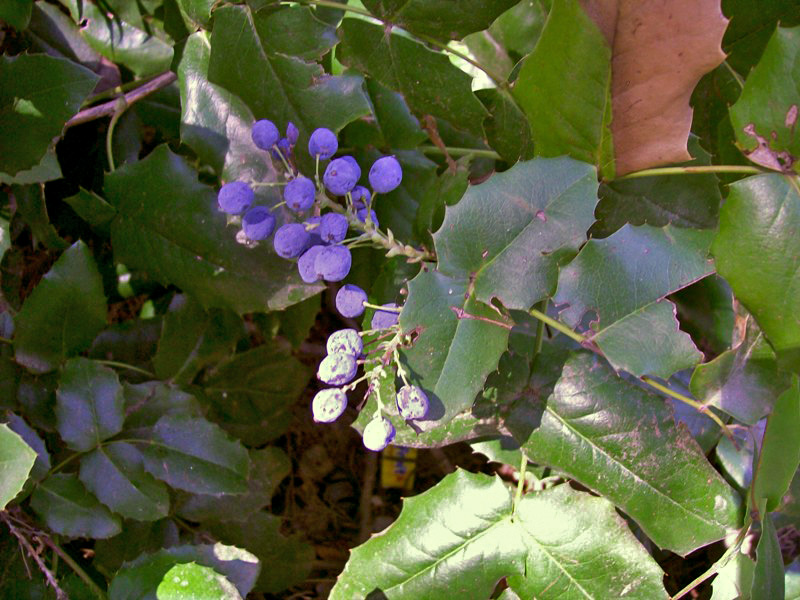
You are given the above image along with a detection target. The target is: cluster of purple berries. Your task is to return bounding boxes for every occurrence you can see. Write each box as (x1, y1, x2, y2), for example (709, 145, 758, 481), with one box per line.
(216, 119, 404, 287)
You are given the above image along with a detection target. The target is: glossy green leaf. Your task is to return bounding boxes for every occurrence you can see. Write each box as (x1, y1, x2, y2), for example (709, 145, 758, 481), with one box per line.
(0, 0, 32, 30)
(671, 274, 735, 358)
(435, 157, 598, 310)
(175, 447, 290, 522)
(729, 26, 800, 172)
(56, 358, 125, 452)
(716, 421, 763, 490)
(14, 241, 107, 374)
(123, 381, 203, 434)
(483, 0, 547, 62)
(109, 544, 260, 600)
(12, 183, 68, 250)
(177, 0, 216, 28)
(80, 442, 170, 521)
(208, 5, 370, 153)
(64, 187, 118, 233)
(513, 0, 613, 176)
(520, 352, 741, 555)
(104, 145, 321, 314)
(362, 0, 518, 40)
(278, 293, 321, 348)
(476, 88, 535, 163)
(414, 156, 469, 242)
(153, 295, 243, 384)
(4, 413, 50, 482)
(712, 174, 800, 371)
(399, 270, 510, 426)
(94, 520, 181, 574)
(337, 18, 487, 137)
(691, 316, 791, 424)
(201, 343, 311, 445)
(710, 550, 755, 600)
(788, 559, 800, 600)
(0, 149, 62, 185)
(0, 423, 36, 509)
(753, 376, 800, 512)
(138, 415, 249, 495)
(751, 514, 784, 599)
(205, 513, 314, 594)
(0, 53, 98, 176)
(723, 0, 800, 74)
(157, 562, 241, 600)
(554, 225, 713, 378)
(253, 5, 337, 60)
(30, 473, 122, 538)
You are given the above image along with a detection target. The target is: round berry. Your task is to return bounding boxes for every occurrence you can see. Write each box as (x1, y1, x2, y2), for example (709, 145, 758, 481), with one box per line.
(327, 329, 363, 357)
(273, 223, 311, 258)
(396, 385, 429, 420)
(286, 121, 299, 145)
(357, 208, 379, 229)
(308, 128, 338, 160)
(217, 182, 254, 215)
(323, 158, 359, 196)
(252, 119, 280, 150)
(371, 303, 399, 330)
(312, 388, 347, 423)
(351, 185, 370, 204)
(297, 245, 324, 283)
(362, 416, 395, 452)
(336, 284, 367, 318)
(319, 213, 348, 243)
(369, 156, 402, 194)
(339, 155, 361, 181)
(317, 352, 358, 385)
(242, 206, 276, 241)
(315, 245, 352, 282)
(284, 176, 316, 213)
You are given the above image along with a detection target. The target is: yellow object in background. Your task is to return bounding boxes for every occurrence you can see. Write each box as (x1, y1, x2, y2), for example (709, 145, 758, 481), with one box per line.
(381, 446, 417, 490)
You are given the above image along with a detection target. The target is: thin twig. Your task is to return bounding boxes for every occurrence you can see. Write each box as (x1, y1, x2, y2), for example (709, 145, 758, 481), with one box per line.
(1, 512, 66, 600)
(66, 71, 177, 129)
(450, 306, 513, 330)
(617, 165, 763, 180)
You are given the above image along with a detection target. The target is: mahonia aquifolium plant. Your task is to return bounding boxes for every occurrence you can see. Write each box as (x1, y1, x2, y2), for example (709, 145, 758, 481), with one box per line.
(217, 120, 433, 451)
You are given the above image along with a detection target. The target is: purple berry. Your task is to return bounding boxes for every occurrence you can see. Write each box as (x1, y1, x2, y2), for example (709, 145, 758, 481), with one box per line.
(252, 119, 280, 150)
(273, 223, 311, 258)
(371, 303, 399, 330)
(339, 155, 361, 182)
(319, 213, 348, 243)
(323, 158, 359, 196)
(369, 156, 402, 194)
(297, 245, 325, 283)
(315, 245, 352, 282)
(286, 122, 299, 145)
(284, 176, 316, 213)
(351, 185, 370, 204)
(357, 208, 379, 229)
(308, 128, 338, 160)
(242, 206, 276, 240)
(271, 137, 292, 162)
(312, 388, 347, 423)
(317, 352, 358, 385)
(335, 284, 367, 318)
(396, 385, 429, 420)
(362, 416, 395, 451)
(218, 181, 254, 215)
(326, 329, 363, 357)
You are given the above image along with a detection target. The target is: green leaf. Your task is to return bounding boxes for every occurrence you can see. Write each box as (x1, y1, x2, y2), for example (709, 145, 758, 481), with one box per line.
(177, 0, 216, 28)
(671, 274, 735, 358)
(476, 88, 535, 163)
(710, 550, 755, 600)
(207, 5, 370, 153)
(690, 315, 791, 424)
(434, 157, 598, 310)
(94, 520, 180, 574)
(0, 53, 98, 175)
(175, 447, 290, 522)
(109, 544, 260, 600)
(0, 0, 33, 30)
(12, 183, 68, 250)
(80, 442, 170, 521)
(483, 0, 547, 62)
(104, 144, 321, 314)
(729, 26, 800, 172)
(722, 0, 800, 74)
(157, 562, 242, 600)
(554, 225, 713, 378)
(337, 18, 488, 137)
(0, 148, 62, 185)
(0, 423, 36, 509)
(788, 559, 800, 600)
(712, 174, 800, 371)
(751, 514, 785, 599)
(139, 415, 250, 495)
(123, 381, 203, 434)
(520, 352, 741, 556)
(205, 513, 314, 594)
(69, 0, 173, 77)
(14, 241, 107, 374)
(153, 295, 243, 384)
(252, 5, 338, 60)
(56, 358, 125, 452)
(30, 473, 122, 538)
(753, 376, 800, 511)
(64, 188, 118, 233)
(362, 0, 518, 40)
(399, 270, 510, 426)
(278, 293, 321, 348)
(512, 0, 613, 177)
(4, 413, 50, 482)
(201, 343, 311, 445)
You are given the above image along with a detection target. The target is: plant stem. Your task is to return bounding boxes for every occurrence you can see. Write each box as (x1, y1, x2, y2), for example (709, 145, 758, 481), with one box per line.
(617, 165, 763, 180)
(512, 451, 528, 516)
(105, 98, 127, 173)
(42, 536, 108, 600)
(0, 336, 12, 345)
(722, 60, 745, 90)
(47, 452, 82, 476)
(530, 300, 547, 372)
(95, 359, 156, 379)
(363, 302, 402, 313)
(527, 307, 586, 345)
(81, 72, 163, 108)
(419, 145, 501, 160)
